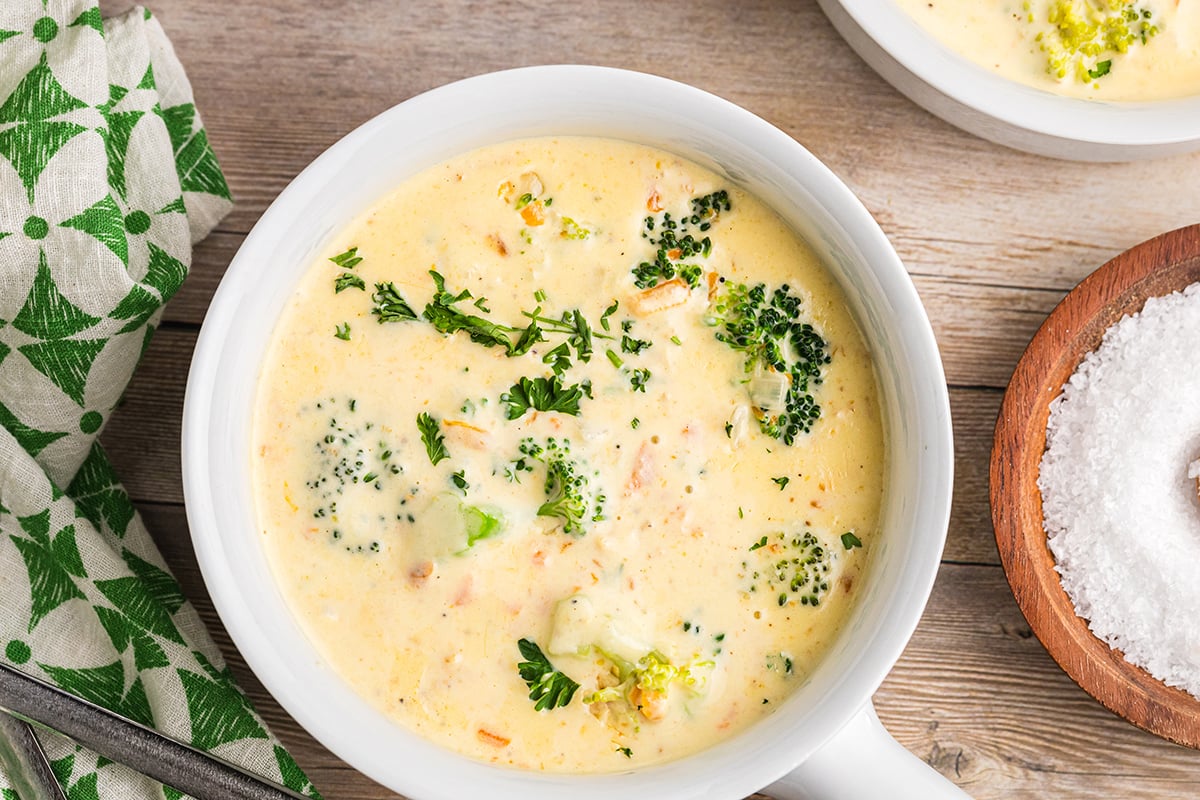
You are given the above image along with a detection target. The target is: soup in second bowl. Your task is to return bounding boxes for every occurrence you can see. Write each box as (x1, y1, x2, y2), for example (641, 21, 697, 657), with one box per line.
(896, 0, 1200, 101)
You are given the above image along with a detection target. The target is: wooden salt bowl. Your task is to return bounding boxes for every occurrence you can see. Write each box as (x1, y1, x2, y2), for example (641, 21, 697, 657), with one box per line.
(991, 224, 1200, 747)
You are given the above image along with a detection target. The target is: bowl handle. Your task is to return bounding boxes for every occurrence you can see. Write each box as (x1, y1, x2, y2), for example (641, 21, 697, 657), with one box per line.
(765, 701, 973, 799)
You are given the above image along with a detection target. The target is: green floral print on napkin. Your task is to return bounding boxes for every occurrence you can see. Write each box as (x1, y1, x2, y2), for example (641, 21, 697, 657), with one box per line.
(0, 2, 318, 798)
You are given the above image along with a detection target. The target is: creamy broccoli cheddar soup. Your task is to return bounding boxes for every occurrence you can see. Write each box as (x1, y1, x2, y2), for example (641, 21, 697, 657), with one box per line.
(896, 0, 1200, 101)
(252, 137, 885, 771)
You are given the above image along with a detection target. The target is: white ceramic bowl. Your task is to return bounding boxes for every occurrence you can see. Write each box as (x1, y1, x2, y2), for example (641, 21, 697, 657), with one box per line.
(183, 66, 961, 800)
(819, 0, 1200, 161)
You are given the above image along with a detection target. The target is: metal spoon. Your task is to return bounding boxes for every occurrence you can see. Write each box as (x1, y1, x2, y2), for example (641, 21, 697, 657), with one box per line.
(0, 663, 311, 800)
(0, 712, 66, 800)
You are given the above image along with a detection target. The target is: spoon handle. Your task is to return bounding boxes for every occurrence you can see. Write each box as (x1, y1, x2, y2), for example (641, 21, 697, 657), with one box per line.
(0, 663, 311, 800)
(0, 712, 67, 800)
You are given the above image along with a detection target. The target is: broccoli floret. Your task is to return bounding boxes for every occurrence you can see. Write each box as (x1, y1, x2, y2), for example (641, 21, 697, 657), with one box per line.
(406, 493, 505, 566)
(743, 528, 835, 608)
(705, 280, 830, 444)
(545, 594, 712, 722)
(1034, 0, 1159, 83)
(518, 438, 605, 536)
(633, 190, 729, 289)
(582, 649, 713, 721)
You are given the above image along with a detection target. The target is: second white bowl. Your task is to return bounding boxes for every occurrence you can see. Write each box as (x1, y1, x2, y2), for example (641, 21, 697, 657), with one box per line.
(819, 0, 1200, 161)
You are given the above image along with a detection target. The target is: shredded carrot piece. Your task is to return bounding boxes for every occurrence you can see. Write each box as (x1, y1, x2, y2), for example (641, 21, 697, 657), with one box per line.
(646, 190, 663, 212)
(451, 575, 474, 607)
(444, 420, 486, 433)
(630, 278, 689, 315)
(477, 728, 511, 747)
(520, 202, 545, 226)
(486, 232, 508, 256)
(626, 441, 654, 491)
(409, 561, 434, 586)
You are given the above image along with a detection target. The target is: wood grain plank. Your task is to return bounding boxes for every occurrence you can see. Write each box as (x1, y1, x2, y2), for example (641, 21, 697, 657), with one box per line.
(876, 565, 1200, 799)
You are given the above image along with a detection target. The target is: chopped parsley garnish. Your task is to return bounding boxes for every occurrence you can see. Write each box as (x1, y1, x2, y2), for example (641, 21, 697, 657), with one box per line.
(522, 307, 595, 363)
(329, 246, 363, 270)
(501, 375, 585, 420)
(416, 271, 609, 364)
(334, 273, 366, 293)
(841, 531, 863, 550)
(517, 638, 580, 711)
(630, 417, 640, 429)
(629, 368, 650, 393)
(600, 300, 619, 331)
(334, 322, 351, 341)
(543, 343, 572, 375)
(621, 334, 651, 355)
(1088, 59, 1112, 79)
(772, 476, 790, 490)
(416, 412, 449, 465)
(372, 282, 419, 322)
(451, 469, 468, 493)
(510, 318, 545, 357)
(424, 271, 517, 349)
(706, 281, 830, 444)
(616, 746, 633, 758)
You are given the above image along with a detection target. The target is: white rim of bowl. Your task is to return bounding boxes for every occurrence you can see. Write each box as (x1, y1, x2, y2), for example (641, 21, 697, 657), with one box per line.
(835, 0, 1200, 147)
(182, 65, 954, 800)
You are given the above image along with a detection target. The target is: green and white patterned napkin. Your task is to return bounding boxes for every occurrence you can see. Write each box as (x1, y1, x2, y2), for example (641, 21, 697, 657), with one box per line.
(0, 2, 319, 798)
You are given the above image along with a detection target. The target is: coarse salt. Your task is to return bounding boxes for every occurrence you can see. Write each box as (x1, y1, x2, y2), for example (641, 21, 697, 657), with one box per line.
(1039, 281, 1200, 697)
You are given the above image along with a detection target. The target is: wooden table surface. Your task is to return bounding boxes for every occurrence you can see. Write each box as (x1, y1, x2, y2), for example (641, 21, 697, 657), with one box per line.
(96, 1, 1200, 797)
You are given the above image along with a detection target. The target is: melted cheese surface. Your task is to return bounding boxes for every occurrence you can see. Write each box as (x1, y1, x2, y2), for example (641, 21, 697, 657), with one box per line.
(252, 137, 885, 771)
